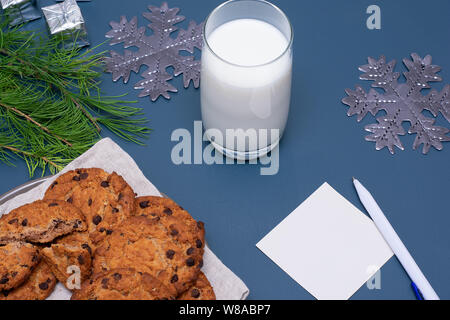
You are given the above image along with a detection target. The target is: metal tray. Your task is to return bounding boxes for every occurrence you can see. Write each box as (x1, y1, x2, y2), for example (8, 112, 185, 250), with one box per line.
(0, 176, 53, 206)
(0, 176, 168, 206)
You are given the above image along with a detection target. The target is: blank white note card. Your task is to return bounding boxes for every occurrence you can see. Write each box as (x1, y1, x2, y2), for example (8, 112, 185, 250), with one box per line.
(256, 182, 393, 300)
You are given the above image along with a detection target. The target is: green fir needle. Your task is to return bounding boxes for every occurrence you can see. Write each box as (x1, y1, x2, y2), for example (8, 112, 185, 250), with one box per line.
(0, 16, 150, 177)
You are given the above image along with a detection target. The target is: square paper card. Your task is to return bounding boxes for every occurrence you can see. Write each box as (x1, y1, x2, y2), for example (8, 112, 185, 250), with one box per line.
(256, 182, 393, 300)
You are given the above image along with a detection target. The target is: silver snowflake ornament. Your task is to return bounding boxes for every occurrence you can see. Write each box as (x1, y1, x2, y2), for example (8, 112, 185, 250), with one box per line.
(343, 53, 450, 154)
(105, 2, 204, 101)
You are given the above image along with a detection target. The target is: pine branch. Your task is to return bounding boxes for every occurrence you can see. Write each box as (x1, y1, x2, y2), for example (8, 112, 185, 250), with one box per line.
(0, 14, 150, 176)
(0, 101, 72, 146)
(0, 145, 63, 171)
(65, 92, 101, 132)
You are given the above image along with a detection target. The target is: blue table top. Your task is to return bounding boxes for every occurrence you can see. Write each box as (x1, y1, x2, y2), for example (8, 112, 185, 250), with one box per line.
(1, 0, 449, 300)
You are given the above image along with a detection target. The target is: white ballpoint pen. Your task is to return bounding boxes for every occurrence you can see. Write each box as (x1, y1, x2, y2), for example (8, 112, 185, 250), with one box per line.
(353, 177, 439, 300)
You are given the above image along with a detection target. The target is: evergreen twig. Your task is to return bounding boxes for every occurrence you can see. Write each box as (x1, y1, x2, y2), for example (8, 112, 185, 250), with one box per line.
(0, 101, 72, 146)
(0, 16, 151, 177)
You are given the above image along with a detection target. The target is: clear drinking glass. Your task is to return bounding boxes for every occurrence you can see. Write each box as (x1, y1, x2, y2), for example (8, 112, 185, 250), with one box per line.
(201, 0, 293, 160)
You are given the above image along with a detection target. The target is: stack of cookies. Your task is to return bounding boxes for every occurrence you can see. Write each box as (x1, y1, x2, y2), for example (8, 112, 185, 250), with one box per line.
(0, 168, 216, 300)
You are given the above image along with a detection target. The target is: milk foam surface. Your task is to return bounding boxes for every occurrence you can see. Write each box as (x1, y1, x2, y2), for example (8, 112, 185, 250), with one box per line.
(207, 18, 288, 67)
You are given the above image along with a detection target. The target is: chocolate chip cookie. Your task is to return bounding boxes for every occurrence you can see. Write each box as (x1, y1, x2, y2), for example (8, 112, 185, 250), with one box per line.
(0, 200, 86, 245)
(0, 242, 40, 291)
(41, 232, 93, 290)
(94, 215, 204, 296)
(0, 261, 57, 300)
(135, 196, 205, 256)
(71, 268, 174, 300)
(44, 168, 135, 245)
(178, 272, 216, 300)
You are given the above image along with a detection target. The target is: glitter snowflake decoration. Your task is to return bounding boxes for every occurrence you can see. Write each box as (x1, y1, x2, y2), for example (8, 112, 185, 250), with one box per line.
(105, 2, 204, 101)
(342, 53, 450, 154)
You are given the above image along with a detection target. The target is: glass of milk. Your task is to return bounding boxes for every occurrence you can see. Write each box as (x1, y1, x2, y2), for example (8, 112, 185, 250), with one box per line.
(201, 0, 293, 160)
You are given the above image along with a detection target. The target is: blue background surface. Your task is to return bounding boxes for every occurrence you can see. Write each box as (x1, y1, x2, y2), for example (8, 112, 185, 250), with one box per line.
(1, 0, 449, 300)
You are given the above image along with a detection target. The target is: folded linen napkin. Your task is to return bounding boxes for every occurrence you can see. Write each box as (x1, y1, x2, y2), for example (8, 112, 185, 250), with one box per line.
(0, 138, 249, 300)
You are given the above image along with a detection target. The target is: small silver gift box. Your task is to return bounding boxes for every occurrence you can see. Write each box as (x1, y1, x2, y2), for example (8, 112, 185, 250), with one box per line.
(0, 0, 41, 26)
(42, 0, 89, 49)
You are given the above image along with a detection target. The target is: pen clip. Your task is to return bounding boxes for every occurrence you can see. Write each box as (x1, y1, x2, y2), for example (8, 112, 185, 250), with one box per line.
(411, 282, 423, 300)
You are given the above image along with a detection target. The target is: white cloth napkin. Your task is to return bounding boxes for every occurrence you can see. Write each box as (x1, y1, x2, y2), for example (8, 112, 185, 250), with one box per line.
(0, 138, 249, 300)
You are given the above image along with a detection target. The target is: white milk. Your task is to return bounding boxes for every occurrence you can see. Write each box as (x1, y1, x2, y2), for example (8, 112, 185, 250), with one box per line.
(201, 18, 292, 156)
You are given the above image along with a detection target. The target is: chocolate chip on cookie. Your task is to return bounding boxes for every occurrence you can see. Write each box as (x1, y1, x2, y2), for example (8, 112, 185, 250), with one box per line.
(38, 282, 49, 290)
(191, 289, 200, 298)
(80, 172, 89, 180)
(100, 181, 109, 188)
(92, 215, 102, 225)
(170, 274, 178, 283)
(166, 250, 175, 259)
(139, 201, 150, 209)
(186, 258, 195, 267)
(113, 272, 122, 280)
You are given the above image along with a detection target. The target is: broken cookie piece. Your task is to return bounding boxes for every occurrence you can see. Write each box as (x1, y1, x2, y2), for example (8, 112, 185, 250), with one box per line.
(0, 261, 57, 300)
(0, 200, 86, 245)
(41, 232, 93, 290)
(0, 242, 40, 291)
(43, 168, 135, 245)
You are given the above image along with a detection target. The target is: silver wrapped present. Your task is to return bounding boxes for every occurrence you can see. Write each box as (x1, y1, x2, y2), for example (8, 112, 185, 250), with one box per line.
(0, 0, 41, 26)
(42, 0, 89, 49)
